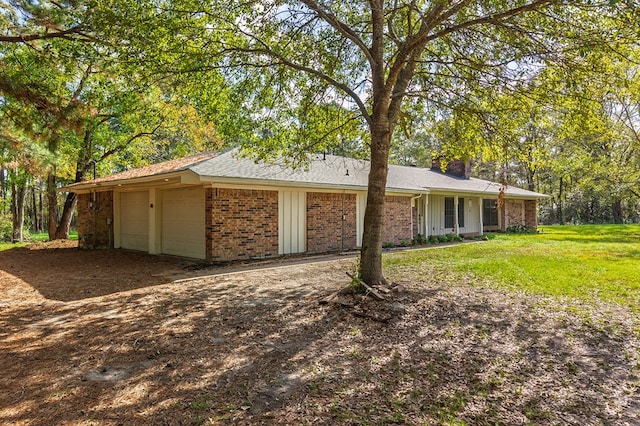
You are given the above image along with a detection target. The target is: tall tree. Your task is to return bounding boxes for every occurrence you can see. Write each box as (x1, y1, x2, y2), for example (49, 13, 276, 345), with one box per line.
(95, 1, 638, 284)
(2, 1, 221, 240)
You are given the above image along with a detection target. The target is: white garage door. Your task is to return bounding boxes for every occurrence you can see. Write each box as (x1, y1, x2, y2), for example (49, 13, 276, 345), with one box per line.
(120, 191, 149, 252)
(162, 187, 205, 259)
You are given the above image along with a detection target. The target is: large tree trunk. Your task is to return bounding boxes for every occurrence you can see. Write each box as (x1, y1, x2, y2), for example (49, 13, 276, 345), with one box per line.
(612, 199, 623, 224)
(557, 176, 564, 225)
(47, 172, 58, 240)
(526, 168, 535, 192)
(54, 144, 93, 239)
(55, 143, 93, 239)
(11, 181, 26, 242)
(38, 186, 44, 233)
(31, 185, 39, 233)
(54, 193, 77, 239)
(0, 166, 5, 200)
(360, 121, 392, 286)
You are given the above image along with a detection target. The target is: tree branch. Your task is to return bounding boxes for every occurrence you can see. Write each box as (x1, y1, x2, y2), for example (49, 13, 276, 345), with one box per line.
(221, 28, 372, 126)
(0, 25, 93, 43)
(299, 0, 375, 67)
(97, 123, 164, 162)
(420, 0, 554, 49)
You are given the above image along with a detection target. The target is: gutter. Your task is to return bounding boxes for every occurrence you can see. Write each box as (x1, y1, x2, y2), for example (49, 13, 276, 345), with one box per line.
(60, 171, 431, 196)
(198, 175, 429, 195)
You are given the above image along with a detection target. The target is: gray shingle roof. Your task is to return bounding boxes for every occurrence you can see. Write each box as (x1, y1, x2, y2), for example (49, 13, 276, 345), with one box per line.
(190, 150, 546, 198)
(66, 149, 548, 199)
(190, 150, 429, 192)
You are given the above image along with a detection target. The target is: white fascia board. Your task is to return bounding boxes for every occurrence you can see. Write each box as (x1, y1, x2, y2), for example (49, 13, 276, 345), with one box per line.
(60, 171, 194, 194)
(198, 175, 429, 195)
(427, 188, 547, 199)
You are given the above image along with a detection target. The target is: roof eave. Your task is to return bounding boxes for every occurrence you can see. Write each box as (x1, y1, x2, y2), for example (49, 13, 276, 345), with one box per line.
(198, 175, 429, 194)
(59, 171, 194, 193)
(427, 187, 549, 199)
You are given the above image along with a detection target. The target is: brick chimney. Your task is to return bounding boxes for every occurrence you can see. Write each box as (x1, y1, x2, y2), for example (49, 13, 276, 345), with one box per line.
(431, 158, 471, 179)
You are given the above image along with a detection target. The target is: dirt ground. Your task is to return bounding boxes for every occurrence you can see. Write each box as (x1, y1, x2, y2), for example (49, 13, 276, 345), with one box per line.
(1, 241, 639, 425)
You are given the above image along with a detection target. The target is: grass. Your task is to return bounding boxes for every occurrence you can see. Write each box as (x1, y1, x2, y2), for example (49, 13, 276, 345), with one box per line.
(3, 224, 639, 312)
(385, 224, 640, 313)
(31, 231, 78, 241)
(0, 231, 78, 252)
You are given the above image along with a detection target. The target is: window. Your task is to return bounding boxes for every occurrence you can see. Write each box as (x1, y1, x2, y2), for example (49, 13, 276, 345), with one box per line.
(483, 199, 499, 226)
(445, 197, 464, 229)
(444, 197, 455, 228)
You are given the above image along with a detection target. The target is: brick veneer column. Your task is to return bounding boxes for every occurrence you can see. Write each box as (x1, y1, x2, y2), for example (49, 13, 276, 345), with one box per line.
(206, 188, 279, 262)
(307, 192, 357, 253)
(77, 191, 114, 249)
(383, 196, 412, 244)
(412, 205, 418, 237)
(524, 199, 538, 230)
(504, 200, 525, 230)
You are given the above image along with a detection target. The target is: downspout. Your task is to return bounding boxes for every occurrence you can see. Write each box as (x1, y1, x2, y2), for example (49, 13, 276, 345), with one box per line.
(410, 194, 421, 239)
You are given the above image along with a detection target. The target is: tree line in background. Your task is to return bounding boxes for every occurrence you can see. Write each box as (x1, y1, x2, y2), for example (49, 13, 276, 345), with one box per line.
(390, 53, 640, 225)
(0, 1, 224, 242)
(1, 1, 638, 279)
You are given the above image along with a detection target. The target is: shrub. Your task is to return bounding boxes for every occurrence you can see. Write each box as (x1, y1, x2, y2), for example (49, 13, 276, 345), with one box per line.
(451, 234, 463, 242)
(412, 234, 427, 245)
(383, 241, 395, 248)
(506, 224, 537, 234)
(437, 235, 449, 243)
(427, 235, 438, 244)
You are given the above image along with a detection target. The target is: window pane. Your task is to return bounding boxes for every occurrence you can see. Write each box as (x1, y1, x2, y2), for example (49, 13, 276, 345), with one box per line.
(445, 197, 454, 228)
(458, 198, 465, 228)
(483, 199, 498, 226)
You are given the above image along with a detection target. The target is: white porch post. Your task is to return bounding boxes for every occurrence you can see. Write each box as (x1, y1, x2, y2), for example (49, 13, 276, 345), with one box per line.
(423, 194, 429, 237)
(454, 195, 459, 235)
(479, 197, 484, 236)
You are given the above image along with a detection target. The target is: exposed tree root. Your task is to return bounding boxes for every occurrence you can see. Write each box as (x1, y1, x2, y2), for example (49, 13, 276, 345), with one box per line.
(319, 274, 408, 323)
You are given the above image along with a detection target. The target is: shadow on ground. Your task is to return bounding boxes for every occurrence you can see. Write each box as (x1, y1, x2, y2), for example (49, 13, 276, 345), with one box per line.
(0, 257, 638, 425)
(0, 243, 198, 302)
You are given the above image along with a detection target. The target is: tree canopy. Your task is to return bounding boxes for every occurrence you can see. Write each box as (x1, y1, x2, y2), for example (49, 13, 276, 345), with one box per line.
(0, 0, 220, 240)
(90, 0, 639, 284)
(2, 0, 639, 281)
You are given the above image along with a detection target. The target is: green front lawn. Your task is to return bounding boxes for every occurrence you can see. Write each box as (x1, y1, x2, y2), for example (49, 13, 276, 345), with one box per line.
(0, 241, 27, 251)
(0, 231, 78, 252)
(385, 224, 640, 312)
(30, 231, 78, 241)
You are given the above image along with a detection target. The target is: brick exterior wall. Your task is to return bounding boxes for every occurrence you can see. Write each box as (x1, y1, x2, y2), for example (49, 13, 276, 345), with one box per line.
(524, 199, 538, 230)
(77, 191, 114, 249)
(383, 196, 412, 245)
(503, 199, 525, 230)
(431, 158, 471, 178)
(206, 188, 279, 262)
(412, 205, 418, 237)
(306, 192, 357, 253)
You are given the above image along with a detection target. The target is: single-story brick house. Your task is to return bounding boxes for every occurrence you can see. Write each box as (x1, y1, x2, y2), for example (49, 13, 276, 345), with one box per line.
(63, 150, 548, 261)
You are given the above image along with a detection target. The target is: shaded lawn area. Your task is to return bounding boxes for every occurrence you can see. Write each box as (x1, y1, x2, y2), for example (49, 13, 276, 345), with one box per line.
(0, 225, 638, 425)
(385, 224, 640, 315)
